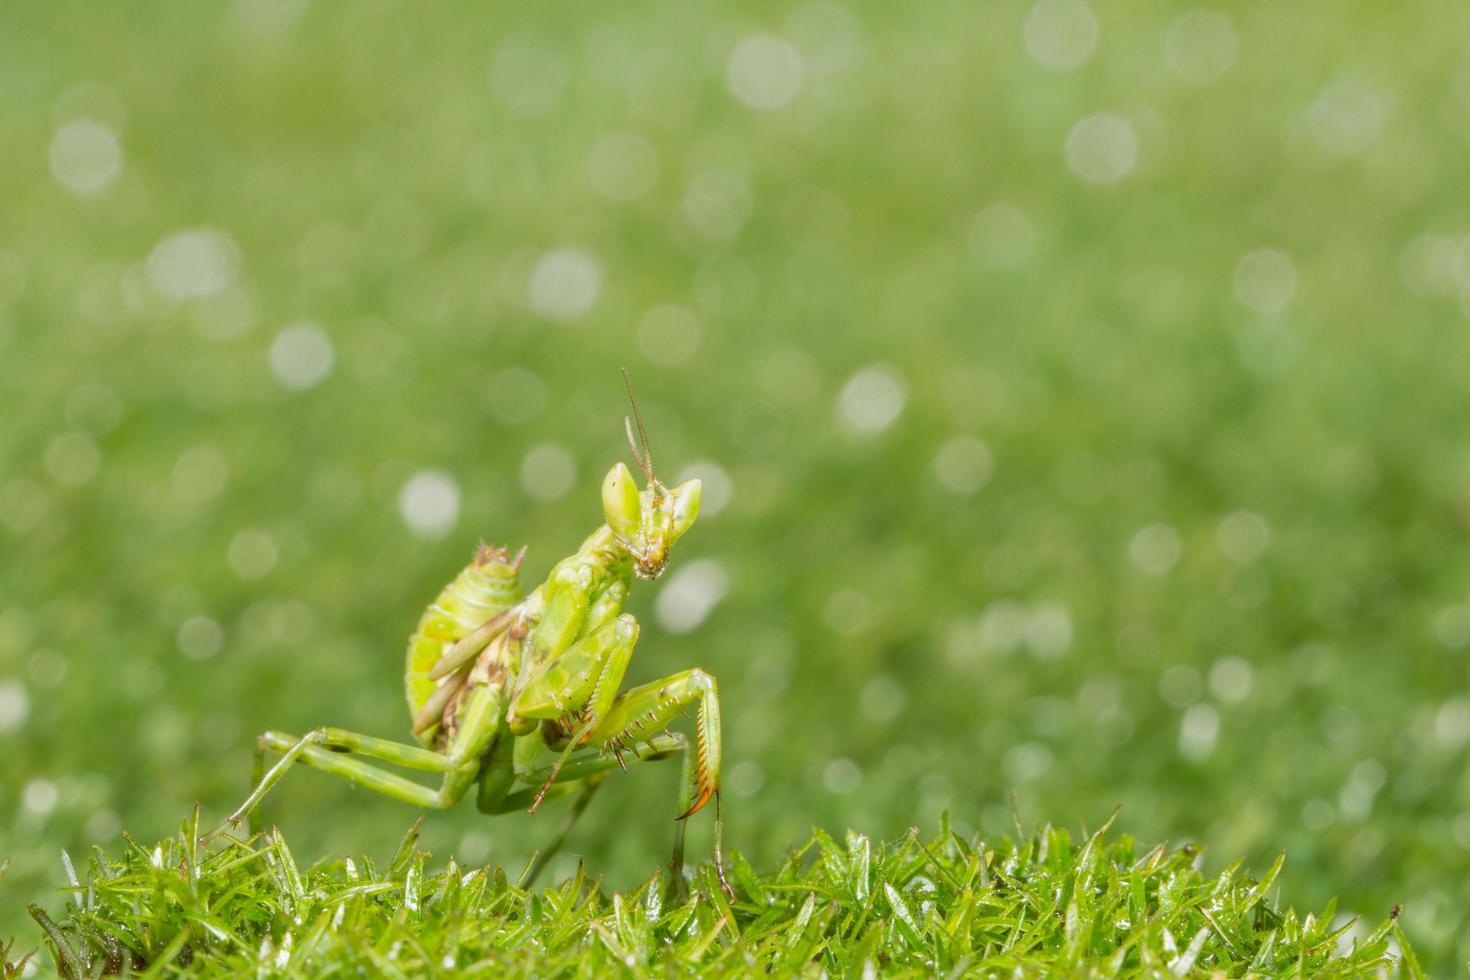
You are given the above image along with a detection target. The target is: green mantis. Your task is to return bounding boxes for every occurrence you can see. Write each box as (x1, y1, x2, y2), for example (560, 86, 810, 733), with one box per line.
(215, 375, 727, 893)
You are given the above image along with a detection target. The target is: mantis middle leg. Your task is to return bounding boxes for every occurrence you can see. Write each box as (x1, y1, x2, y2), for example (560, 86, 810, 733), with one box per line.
(475, 733, 711, 891)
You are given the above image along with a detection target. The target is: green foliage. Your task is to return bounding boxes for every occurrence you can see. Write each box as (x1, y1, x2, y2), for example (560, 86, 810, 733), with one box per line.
(20, 812, 1412, 978)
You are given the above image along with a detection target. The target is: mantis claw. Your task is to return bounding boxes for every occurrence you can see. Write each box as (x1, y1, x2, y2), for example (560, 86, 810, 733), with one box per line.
(715, 862, 734, 900)
(528, 775, 555, 814)
(676, 781, 715, 821)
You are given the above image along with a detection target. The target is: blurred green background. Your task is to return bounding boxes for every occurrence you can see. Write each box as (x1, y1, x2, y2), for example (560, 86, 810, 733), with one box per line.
(4, 0, 1470, 971)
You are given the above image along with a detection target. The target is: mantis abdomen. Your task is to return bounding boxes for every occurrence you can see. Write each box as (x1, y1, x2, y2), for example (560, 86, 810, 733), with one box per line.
(404, 544, 524, 747)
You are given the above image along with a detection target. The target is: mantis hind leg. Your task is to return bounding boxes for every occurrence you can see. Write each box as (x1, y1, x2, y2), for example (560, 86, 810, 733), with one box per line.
(246, 730, 467, 810)
(247, 738, 268, 836)
(215, 687, 503, 837)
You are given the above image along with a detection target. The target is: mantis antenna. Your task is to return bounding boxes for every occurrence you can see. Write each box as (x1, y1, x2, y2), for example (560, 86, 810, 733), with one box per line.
(621, 368, 656, 484)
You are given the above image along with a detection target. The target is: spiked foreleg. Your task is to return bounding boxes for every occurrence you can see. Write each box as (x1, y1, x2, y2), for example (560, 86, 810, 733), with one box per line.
(520, 558, 600, 671)
(511, 615, 639, 725)
(509, 613, 640, 808)
(591, 669, 722, 819)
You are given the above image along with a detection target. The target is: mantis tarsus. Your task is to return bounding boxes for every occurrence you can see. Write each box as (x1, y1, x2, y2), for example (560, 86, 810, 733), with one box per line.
(215, 374, 728, 894)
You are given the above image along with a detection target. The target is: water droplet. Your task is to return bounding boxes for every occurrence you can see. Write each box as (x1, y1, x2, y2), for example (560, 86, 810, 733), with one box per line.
(727, 36, 805, 110)
(588, 131, 659, 201)
(675, 461, 732, 517)
(228, 528, 279, 580)
(1233, 249, 1297, 314)
(1025, 604, 1072, 659)
(0, 479, 53, 533)
(399, 470, 461, 540)
(655, 559, 729, 633)
(932, 437, 994, 494)
(490, 38, 566, 117)
(1307, 79, 1391, 159)
(682, 170, 753, 241)
(146, 228, 240, 302)
(23, 778, 58, 815)
(49, 119, 121, 196)
(486, 367, 548, 425)
(822, 757, 862, 793)
(1434, 698, 1470, 749)
(860, 675, 906, 723)
(520, 444, 577, 502)
(1003, 743, 1054, 782)
(969, 204, 1035, 269)
(727, 760, 765, 797)
(0, 680, 29, 733)
(1433, 605, 1470, 650)
(1158, 665, 1203, 708)
(1216, 510, 1270, 561)
(269, 321, 335, 390)
(65, 383, 123, 435)
(44, 432, 102, 488)
(636, 305, 701, 366)
(231, 0, 308, 33)
(528, 248, 602, 323)
(1023, 0, 1098, 71)
(836, 364, 906, 434)
(1129, 523, 1181, 575)
(1208, 657, 1253, 703)
(1065, 113, 1138, 184)
(1179, 703, 1220, 761)
(785, 2, 863, 75)
(823, 589, 872, 636)
(1165, 10, 1237, 84)
(178, 616, 224, 660)
(172, 445, 228, 504)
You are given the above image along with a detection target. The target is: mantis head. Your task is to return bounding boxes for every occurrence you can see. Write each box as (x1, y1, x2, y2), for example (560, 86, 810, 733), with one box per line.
(601, 372, 701, 580)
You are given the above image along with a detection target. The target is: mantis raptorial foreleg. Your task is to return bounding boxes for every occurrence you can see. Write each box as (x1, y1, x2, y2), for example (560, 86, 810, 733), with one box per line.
(508, 643, 727, 891)
(513, 615, 639, 728)
(592, 669, 722, 818)
(509, 613, 641, 807)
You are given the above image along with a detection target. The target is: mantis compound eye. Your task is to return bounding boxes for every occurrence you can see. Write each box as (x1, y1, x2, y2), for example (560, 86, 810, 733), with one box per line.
(670, 478, 701, 541)
(602, 461, 642, 540)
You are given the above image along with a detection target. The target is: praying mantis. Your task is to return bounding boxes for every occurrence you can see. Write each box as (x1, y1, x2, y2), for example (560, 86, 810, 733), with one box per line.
(214, 374, 728, 894)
